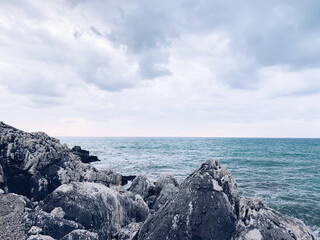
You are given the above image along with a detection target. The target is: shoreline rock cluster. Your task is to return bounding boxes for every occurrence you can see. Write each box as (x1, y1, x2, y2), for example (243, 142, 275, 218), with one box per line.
(0, 122, 316, 240)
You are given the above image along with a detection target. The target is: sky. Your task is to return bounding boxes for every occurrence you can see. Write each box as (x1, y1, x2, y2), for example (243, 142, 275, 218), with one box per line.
(1, 0, 320, 137)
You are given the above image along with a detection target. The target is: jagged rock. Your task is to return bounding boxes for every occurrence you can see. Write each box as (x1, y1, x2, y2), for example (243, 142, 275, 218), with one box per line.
(60, 229, 99, 240)
(71, 146, 99, 163)
(136, 159, 316, 240)
(41, 182, 149, 239)
(155, 173, 179, 191)
(102, 169, 123, 186)
(128, 175, 155, 201)
(234, 197, 316, 240)
(151, 173, 179, 211)
(0, 193, 31, 240)
(0, 122, 115, 201)
(26, 209, 83, 239)
(136, 159, 239, 240)
(27, 234, 55, 240)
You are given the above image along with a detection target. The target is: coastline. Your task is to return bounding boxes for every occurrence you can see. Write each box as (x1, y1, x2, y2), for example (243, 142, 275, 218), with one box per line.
(0, 122, 317, 239)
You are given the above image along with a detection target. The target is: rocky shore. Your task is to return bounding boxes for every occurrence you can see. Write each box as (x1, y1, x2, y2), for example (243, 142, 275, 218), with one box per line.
(0, 122, 316, 240)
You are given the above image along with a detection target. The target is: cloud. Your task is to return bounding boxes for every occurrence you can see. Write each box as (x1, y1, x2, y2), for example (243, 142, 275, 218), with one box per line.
(1, 0, 320, 136)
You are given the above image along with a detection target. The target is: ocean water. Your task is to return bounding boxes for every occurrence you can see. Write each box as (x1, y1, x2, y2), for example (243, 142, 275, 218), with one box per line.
(59, 137, 320, 237)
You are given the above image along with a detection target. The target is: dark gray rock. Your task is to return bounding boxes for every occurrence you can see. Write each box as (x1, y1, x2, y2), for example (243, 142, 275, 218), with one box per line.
(71, 146, 99, 164)
(136, 159, 239, 240)
(128, 175, 155, 201)
(121, 175, 136, 186)
(41, 182, 149, 239)
(0, 122, 116, 201)
(60, 229, 99, 240)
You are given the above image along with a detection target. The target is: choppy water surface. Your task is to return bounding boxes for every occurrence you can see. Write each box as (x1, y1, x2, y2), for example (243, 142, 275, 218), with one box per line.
(59, 137, 320, 237)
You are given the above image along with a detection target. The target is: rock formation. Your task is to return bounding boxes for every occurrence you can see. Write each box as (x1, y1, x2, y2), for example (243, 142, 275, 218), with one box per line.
(71, 146, 99, 164)
(0, 122, 117, 201)
(0, 122, 316, 240)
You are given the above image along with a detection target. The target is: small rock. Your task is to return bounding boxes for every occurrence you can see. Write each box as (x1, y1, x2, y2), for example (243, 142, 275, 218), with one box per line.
(128, 175, 155, 201)
(0, 188, 4, 194)
(60, 229, 99, 240)
(71, 146, 99, 163)
(50, 207, 65, 219)
(28, 226, 43, 235)
(155, 173, 179, 192)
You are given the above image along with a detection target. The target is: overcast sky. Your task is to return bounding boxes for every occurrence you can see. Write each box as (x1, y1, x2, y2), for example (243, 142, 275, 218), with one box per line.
(1, 0, 320, 137)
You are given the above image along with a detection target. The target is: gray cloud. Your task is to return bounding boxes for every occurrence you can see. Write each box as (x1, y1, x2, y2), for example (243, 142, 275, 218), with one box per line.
(1, 0, 320, 114)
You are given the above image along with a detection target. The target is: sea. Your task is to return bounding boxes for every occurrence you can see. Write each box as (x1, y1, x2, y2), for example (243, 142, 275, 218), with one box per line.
(59, 137, 320, 238)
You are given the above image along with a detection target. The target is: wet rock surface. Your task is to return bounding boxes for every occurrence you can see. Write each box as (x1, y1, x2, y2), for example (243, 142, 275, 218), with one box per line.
(0, 122, 316, 240)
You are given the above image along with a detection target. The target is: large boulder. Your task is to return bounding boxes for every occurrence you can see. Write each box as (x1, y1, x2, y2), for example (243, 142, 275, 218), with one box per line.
(136, 159, 239, 240)
(0, 122, 118, 201)
(41, 182, 149, 239)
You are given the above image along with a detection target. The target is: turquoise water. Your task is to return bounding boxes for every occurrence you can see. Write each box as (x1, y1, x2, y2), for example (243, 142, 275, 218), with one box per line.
(59, 137, 320, 237)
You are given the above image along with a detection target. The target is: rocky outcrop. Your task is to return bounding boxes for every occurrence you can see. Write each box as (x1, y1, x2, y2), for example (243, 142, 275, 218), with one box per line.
(0, 122, 119, 201)
(71, 146, 99, 164)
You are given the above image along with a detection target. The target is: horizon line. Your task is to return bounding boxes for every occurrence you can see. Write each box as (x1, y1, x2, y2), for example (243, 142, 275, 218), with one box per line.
(55, 136, 320, 139)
